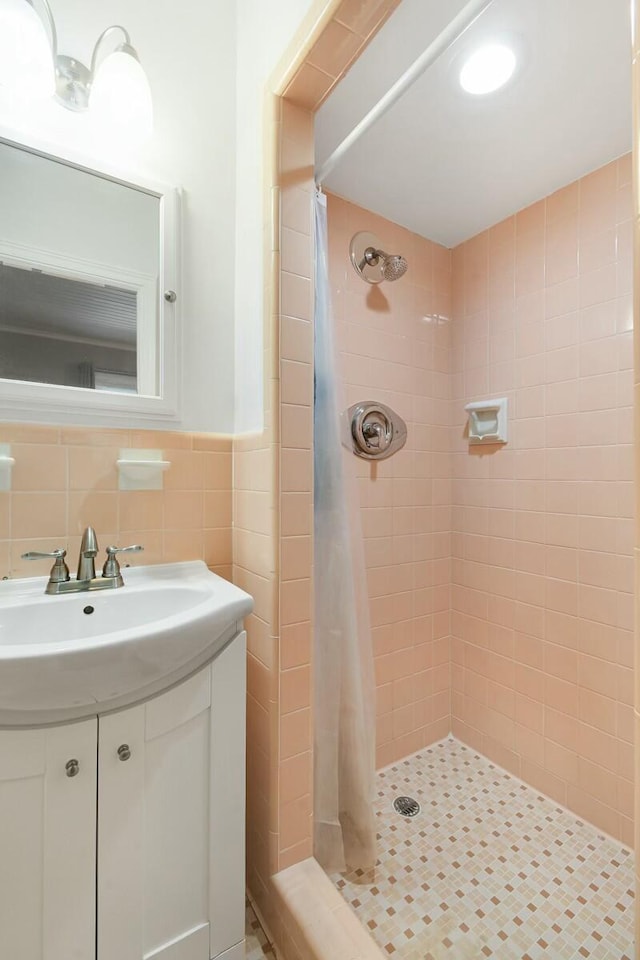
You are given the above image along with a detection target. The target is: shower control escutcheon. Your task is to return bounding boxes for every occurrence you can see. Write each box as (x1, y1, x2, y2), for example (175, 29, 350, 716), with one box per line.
(347, 401, 407, 461)
(349, 231, 408, 284)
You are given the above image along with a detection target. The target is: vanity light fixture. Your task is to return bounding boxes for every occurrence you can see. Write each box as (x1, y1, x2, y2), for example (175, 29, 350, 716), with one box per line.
(459, 43, 516, 95)
(0, 0, 153, 139)
(0, 0, 54, 100)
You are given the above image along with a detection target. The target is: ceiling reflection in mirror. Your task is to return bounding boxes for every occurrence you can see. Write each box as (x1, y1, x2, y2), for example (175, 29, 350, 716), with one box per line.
(0, 141, 160, 395)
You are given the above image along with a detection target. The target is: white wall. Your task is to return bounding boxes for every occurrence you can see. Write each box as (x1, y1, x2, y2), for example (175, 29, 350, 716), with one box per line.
(0, 0, 237, 433)
(0, 0, 318, 434)
(233, 0, 317, 434)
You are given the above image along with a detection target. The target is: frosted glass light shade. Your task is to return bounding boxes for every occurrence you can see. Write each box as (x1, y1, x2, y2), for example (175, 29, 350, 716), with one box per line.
(89, 49, 153, 145)
(459, 44, 516, 95)
(0, 0, 54, 101)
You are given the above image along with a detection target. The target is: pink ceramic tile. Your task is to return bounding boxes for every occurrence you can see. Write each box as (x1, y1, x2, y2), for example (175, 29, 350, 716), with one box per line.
(12, 492, 66, 540)
(579, 161, 617, 237)
(447, 157, 632, 841)
(547, 181, 579, 224)
(68, 491, 118, 536)
(545, 216, 578, 286)
(68, 446, 119, 490)
(12, 443, 67, 492)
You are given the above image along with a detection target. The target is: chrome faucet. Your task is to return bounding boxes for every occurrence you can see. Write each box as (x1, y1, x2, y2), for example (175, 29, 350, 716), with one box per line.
(22, 527, 144, 595)
(77, 525, 98, 582)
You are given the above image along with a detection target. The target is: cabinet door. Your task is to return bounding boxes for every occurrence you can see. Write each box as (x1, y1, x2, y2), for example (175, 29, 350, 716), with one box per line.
(98, 666, 213, 960)
(209, 630, 246, 960)
(0, 720, 98, 960)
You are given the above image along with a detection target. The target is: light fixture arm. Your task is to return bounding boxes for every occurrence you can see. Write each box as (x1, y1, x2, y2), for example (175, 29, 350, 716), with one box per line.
(27, 0, 58, 58)
(90, 25, 134, 76)
(51, 21, 139, 113)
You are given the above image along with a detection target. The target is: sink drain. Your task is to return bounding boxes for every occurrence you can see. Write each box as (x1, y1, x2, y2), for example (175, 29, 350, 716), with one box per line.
(393, 795, 420, 818)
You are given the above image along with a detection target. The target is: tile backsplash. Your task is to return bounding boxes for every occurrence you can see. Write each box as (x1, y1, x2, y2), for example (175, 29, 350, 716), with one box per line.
(0, 423, 232, 581)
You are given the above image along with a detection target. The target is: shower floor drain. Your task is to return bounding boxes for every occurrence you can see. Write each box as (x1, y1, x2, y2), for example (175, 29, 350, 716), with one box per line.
(393, 795, 420, 818)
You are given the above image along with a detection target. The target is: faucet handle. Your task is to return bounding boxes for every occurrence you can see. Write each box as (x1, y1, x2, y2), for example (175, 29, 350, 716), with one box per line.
(21, 549, 70, 583)
(102, 544, 144, 579)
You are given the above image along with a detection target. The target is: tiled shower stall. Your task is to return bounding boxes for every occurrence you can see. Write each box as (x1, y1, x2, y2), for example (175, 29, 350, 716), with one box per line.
(325, 152, 634, 846)
(236, 1, 640, 957)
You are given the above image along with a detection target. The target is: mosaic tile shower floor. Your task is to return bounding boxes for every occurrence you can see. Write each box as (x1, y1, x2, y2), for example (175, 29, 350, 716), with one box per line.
(332, 738, 634, 960)
(245, 899, 275, 959)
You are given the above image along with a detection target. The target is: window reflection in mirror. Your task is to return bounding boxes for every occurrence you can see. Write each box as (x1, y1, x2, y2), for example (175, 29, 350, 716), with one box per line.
(0, 140, 160, 397)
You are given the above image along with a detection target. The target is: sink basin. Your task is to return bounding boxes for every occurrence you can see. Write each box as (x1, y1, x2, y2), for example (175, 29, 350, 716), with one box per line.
(0, 561, 253, 724)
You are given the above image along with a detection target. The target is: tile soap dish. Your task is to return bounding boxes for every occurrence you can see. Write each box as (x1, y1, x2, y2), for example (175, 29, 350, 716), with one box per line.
(0, 444, 15, 491)
(465, 398, 507, 445)
(117, 449, 171, 491)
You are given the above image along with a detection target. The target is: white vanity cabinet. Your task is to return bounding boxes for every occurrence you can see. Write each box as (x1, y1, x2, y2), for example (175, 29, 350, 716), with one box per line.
(0, 630, 246, 960)
(98, 630, 247, 960)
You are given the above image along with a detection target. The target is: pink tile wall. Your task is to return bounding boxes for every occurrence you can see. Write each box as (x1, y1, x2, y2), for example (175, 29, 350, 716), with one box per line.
(0, 424, 232, 580)
(281, 0, 401, 112)
(326, 193, 452, 768)
(278, 99, 315, 873)
(632, 0, 640, 926)
(450, 156, 634, 845)
(237, 95, 316, 934)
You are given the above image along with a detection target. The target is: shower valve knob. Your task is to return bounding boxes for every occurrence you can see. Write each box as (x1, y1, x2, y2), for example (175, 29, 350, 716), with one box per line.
(363, 420, 384, 447)
(347, 401, 407, 461)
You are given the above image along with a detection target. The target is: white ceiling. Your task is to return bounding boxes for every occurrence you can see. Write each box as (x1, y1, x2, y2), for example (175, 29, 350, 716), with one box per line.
(315, 0, 632, 247)
(0, 264, 136, 348)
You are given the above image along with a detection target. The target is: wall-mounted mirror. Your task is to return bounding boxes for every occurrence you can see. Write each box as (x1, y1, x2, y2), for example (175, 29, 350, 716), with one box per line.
(0, 136, 179, 425)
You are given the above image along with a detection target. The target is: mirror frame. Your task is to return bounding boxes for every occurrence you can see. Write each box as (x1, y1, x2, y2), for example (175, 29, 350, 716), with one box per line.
(0, 131, 180, 427)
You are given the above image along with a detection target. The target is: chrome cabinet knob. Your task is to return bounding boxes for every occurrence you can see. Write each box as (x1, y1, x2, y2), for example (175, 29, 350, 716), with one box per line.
(65, 758, 80, 777)
(117, 744, 131, 762)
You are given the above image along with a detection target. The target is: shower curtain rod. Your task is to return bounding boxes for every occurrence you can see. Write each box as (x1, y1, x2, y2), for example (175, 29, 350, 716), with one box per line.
(315, 0, 495, 186)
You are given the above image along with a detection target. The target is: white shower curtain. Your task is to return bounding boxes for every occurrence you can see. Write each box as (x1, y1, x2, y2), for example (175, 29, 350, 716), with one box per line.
(313, 190, 377, 876)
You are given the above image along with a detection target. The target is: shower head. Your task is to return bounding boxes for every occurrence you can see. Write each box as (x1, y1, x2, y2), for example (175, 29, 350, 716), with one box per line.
(349, 231, 409, 284)
(380, 252, 408, 282)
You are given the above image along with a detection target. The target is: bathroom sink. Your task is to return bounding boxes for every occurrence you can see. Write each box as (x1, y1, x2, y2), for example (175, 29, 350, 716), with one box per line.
(0, 561, 253, 724)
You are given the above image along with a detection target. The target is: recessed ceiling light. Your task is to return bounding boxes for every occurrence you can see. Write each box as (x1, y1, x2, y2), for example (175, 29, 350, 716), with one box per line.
(459, 44, 516, 95)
